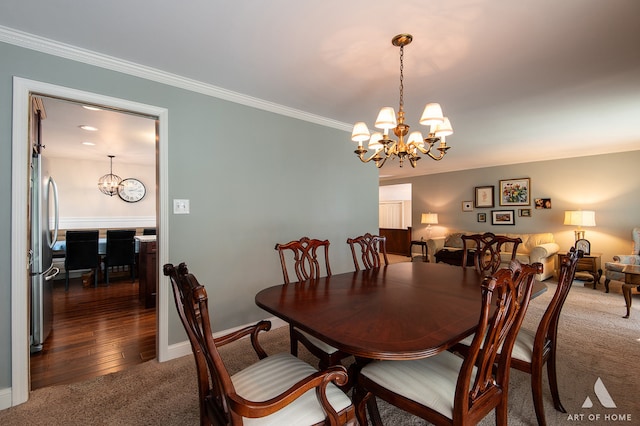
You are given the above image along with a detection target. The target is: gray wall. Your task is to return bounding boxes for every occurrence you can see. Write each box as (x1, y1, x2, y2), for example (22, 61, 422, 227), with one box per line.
(382, 151, 640, 264)
(0, 42, 379, 389)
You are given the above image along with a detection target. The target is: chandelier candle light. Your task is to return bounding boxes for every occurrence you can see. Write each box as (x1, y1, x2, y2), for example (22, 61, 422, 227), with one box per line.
(351, 34, 453, 168)
(97, 155, 123, 196)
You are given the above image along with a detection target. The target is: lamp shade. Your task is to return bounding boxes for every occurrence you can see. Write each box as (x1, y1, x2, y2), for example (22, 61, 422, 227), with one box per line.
(351, 121, 370, 143)
(375, 107, 397, 130)
(419, 103, 444, 126)
(368, 132, 384, 151)
(421, 213, 439, 225)
(564, 210, 596, 227)
(432, 117, 453, 137)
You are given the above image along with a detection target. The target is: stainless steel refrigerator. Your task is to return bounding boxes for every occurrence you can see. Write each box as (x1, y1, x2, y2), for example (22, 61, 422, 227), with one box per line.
(30, 115, 60, 353)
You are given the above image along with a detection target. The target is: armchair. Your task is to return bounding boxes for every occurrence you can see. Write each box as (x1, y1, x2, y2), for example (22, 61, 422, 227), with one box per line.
(603, 227, 640, 293)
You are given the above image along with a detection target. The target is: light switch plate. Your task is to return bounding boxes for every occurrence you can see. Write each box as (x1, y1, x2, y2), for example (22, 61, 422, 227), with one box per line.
(173, 199, 190, 214)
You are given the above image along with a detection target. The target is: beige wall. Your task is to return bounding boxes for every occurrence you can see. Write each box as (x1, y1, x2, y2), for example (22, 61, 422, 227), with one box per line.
(382, 151, 640, 265)
(48, 157, 156, 229)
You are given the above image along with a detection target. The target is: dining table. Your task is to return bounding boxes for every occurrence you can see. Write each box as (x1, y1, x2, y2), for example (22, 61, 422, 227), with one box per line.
(255, 261, 547, 361)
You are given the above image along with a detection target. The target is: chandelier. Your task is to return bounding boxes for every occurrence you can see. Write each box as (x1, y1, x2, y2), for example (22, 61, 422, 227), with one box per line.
(351, 34, 453, 168)
(97, 155, 122, 196)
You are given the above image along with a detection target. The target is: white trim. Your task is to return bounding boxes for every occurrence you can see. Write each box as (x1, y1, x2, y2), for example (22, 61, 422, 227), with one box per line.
(11, 77, 169, 406)
(0, 25, 351, 132)
(55, 216, 156, 230)
(0, 387, 12, 410)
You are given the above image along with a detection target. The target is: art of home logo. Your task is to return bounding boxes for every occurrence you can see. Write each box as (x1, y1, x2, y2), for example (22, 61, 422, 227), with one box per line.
(567, 378, 632, 422)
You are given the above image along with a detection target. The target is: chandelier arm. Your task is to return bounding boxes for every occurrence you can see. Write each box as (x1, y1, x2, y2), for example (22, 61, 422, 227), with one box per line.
(356, 149, 387, 164)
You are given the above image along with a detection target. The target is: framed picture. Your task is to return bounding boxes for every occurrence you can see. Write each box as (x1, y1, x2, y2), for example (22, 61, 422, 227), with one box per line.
(477, 213, 486, 223)
(534, 198, 552, 209)
(474, 186, 494, 208)
(575, 239, 591, 255)
(462, 201, 473, 212)
(519, 208, 531, 217)
(491, 210, 515, 225)
(499, 178, 530, 206)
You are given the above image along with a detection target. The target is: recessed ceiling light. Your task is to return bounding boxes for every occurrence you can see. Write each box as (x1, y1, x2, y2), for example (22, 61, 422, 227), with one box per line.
(82, 105, 101, 111)
(82, 141, 96, 146)
(79, 125, 98, 131)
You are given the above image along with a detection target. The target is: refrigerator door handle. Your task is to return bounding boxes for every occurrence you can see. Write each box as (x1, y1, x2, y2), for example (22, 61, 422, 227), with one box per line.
(48, 176, 59, 247)
(44, 265, 60, 281)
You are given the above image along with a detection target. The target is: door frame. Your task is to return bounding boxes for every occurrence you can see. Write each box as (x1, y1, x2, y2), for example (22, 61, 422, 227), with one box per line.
(11, 77, 169, 405)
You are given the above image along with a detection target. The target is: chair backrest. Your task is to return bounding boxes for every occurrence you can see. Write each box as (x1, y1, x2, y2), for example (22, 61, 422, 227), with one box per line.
(462, 232, 522, 275)
(533, 247, 581, 357)
(164, 262, 237, 425)
(143, 228, 157, 235)
(347, 233, 389, 271)
(105, 230, 136, 267)
(65, 230, 100, 270)
(454, 260, 540, 421)
(275, 237, 331, 284)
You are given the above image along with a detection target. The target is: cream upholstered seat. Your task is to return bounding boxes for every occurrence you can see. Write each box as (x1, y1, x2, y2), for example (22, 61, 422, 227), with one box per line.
(604, 227, 640, 292)
(233, 353, 353, 426)
(354, 261, 539, 426)
(164, 262, 355, 426)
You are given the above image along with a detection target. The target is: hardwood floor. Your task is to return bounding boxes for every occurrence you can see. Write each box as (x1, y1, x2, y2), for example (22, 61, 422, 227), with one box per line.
(29, 275, 156, 390)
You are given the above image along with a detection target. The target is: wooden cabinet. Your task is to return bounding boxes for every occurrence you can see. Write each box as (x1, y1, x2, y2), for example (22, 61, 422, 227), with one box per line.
(557, 251, 601, 289)
(379, 227, 412, 256)
(138, 239, 157, 308)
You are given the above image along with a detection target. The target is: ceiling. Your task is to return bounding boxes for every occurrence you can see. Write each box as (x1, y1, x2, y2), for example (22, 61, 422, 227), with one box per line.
(2, 0, 639, 180)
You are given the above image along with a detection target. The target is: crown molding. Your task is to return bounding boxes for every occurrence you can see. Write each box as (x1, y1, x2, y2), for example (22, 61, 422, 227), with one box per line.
(0, 25, 351, 132)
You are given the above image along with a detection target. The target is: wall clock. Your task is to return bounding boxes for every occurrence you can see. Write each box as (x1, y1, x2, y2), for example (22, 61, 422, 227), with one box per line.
(118, 178, 146, 203)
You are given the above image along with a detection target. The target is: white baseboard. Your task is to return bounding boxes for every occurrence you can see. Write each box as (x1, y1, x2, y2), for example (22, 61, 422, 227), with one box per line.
(0, 387, 12, 410)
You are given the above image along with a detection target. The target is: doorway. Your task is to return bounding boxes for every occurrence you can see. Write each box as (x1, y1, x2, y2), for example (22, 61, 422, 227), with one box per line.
(11, 77, 169, 405)
(29, 95, 157, 389)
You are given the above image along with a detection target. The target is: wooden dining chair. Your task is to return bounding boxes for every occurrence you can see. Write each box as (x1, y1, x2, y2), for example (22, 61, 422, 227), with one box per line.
(462, 232, 522, 275)
(346, 233, 389, 271)
(354, 260, 539, 426)
(163, 263, 356, 426)
(103, 229, 136, 285)
(507, 248, 581, 426)
(64, 230, 100, 291)
(275, 237, 350, 370)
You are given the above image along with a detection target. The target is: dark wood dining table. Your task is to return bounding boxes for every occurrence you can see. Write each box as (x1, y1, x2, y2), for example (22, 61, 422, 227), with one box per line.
(255, 262, 547, 361)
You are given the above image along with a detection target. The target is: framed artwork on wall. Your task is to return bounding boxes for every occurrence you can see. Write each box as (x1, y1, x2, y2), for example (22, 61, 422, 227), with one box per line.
(519, 208, 531, 217)
(491, 210, 515, 225)
(534, 198, 552, 209)
(477, 213, 486, 223)
(499, 178, 530, 206)
(462, 201, 473, 212)
(474, 185, 494, 208)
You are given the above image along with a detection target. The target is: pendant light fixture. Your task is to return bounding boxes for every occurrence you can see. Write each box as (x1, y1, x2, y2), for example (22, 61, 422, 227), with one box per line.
(351, 34, 453, 168)
(97, 155, 122, 196)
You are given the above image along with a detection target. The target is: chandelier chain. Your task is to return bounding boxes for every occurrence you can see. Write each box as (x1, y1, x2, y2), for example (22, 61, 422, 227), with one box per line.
(399, 45, 404, 112)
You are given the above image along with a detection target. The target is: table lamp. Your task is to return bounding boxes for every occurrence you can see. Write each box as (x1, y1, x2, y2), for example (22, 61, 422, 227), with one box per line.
(421, 212, 438, 239)
(563, 210, 596, 241)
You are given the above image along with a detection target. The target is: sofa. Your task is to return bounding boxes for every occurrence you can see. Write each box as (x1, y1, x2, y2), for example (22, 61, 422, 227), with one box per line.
(603, 227, 640, 291)
(426, 231, 560, 281)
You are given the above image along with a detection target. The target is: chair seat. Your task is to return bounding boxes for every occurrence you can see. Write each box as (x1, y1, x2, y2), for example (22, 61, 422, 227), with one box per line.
(459, 326, 536, 363)
(233, 352, 352, 426)
(297, 329, 341, 355)
(360, 351, 476, 420)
